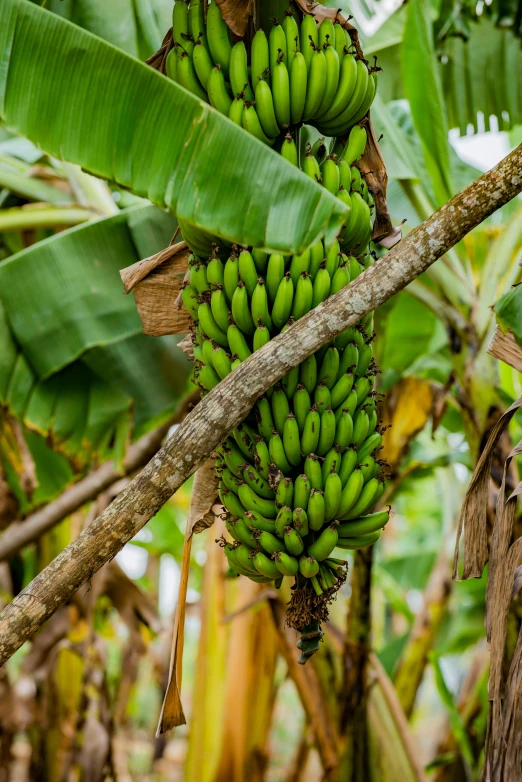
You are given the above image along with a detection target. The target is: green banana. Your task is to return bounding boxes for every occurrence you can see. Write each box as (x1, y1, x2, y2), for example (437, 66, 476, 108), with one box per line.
(238, 482, 277, 518)
(293, 507, 309, 536)
(207, 1, 232, 77)
(294, 474, 311, 511)
(302, 150, 321, 183)
(274, 550, 299, 576)
(357, 432, 383, 462)
(303, 47, 326, 120)
(181, 284, 199, 318)
(299, 554, 320, 578)
(269, 23, 287, 74)
(210, 288, 230, 332)
(231, 281, 255, 335)
(322, 448, 341, 484)
(291, 272, 313, 320)
(354, 375, 373, 407)
(282, 364, 299, 399)
(256, 397, 275, 440)
(300, 353, 317, 394)
(223, 254, 239, 302)
(317, 407, 336, 456)
(316, 52, 357, 121)
(229, 95, 245, 125)
(251, 278, 273, 331)
(283, 414, 302, 466)
(312, 264, 331, 308)
(275, 505, 293, 538)
(201, 337, 215, 366)
(166, 47, 179, 83)
(330, 262, 350, 295)
(308, 488, 325, 530)
(251, 29, 270, 84)
(330, 371, 355, 409)
(314, 381, 331, 413)
(283, 13, 300, 70)
(317, 59, 369, 133)
(244, 509, 277, 534)
(321, 156, 340, 195)
(212, 345, 232, 379)
(254, 551, 281, 579)
(243, 464, 274, 500)
(255, 77, 280, 138)
(300, 14, 318, 71)
(301, 405, 321, 456)
(254, 439, 271, 481)
(338, 447, 357, 486)
(230, 41, 253, 101)
(351, 407, 369, 446)
(252, 248, 268, 275)
(318, 346, 340, 390)
(266, 253, 285, 305)
(338, 509, 389, 538)
(220, 486, 247, 519)
(253, 321, 270, 350)
(304, 453, 323, 490)
(284, 526, 304, 556)
(269, 431, 292, 474)
(338, 341, 359, 378)
(338, 159, 352, 190)
(221, 467, 241, 494)
(337, 467, 364, 516)
(173, 0, 192, 53)
(307, 523, 338, 561)
(293, 384, 311, 433)
(272, 384, 291, 436)
(340, 477, 382, 520)
(315, 43, 339, 118)
(198, 302, 229, 347)
(242, 102, 275, 145)
(335, 408, 354, 450)
(333, 22, 347, 60)
(318, 18, 335, 48)
(207, 64, 232, 115)
(257, 529, 283, 556)
(356, 342, 373, 377)
(227, 323, 251, 361)
(272, 56, 291, 129)
(281, 134, 298, 166)
(335, 530, 381, 549)
(193, 40, 213, 90)
(290, 51, 308, 124)
(324, 470, 342, 520)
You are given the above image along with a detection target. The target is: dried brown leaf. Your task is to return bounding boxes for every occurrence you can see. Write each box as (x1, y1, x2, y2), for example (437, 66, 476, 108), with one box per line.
(177, 333, 195, 359)
(488, 327, 522, 373)
(120, 240, 187, 293)
(216, 0, 253, 37)
(133, 251, 192, 336)
(453, 396, 522, 580)
(156, 459, 219, 733)
(359, 119, 399, 246)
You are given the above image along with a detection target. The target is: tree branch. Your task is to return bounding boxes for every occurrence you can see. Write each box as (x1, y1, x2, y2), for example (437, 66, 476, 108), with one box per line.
(0, 391, 199, 563)
(0, 146, 520, 667)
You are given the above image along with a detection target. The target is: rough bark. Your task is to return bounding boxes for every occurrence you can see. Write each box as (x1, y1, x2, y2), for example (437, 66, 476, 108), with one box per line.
(0, 145, 520, 667)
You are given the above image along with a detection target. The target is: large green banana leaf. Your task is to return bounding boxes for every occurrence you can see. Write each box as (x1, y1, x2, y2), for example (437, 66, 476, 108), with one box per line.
(28, 0, 171, 60)
(366, 10, 522, 134)
(0, 0, 346, 255)
(0, 204, 191, 490)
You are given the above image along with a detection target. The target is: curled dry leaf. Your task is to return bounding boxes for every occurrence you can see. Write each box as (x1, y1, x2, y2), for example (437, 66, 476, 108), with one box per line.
(122, 244, 191, 336)
(216, 0, 253, 38)
(488, 326, 522, 373)
(157, 458, 219, 733)
(359, 119, 398, 246)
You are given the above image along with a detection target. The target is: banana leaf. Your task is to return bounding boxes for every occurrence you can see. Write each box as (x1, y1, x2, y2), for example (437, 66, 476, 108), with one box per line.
(0, 0, 346, 255)
(0, 203, 191, 477)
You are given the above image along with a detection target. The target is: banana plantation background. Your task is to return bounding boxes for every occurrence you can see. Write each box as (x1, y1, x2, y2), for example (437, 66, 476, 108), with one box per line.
(0, 0, 521, 779)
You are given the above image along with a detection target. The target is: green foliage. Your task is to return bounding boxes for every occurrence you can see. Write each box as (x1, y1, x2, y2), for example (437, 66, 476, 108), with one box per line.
(0, 0, 345, 254)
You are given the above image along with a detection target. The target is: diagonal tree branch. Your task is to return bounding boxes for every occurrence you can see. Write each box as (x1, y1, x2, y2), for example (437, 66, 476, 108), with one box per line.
(0, 391, 199, 562)
(0, 146, 520, 667)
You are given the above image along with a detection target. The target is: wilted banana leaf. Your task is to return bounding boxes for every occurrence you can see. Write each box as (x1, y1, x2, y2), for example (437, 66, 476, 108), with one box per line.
(0, 0, 346, 254)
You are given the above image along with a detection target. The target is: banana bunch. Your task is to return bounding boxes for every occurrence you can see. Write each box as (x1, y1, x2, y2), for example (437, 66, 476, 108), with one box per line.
(166, 0, 377, 144)
(299, 125, 375, 254)
(182, 236, 388, 659)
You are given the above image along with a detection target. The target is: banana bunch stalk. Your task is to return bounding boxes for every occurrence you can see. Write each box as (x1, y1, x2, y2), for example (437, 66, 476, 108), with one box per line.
(182, 234, 389, 662)
(167, 1, 377, 145)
